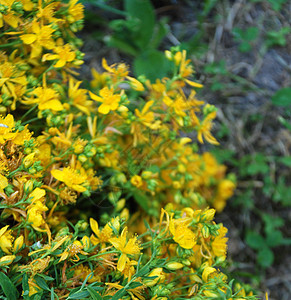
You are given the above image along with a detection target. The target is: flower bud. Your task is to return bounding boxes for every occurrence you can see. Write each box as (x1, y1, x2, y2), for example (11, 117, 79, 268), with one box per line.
(0, 255, 16, 266)
(166, 262, 184, 270)
(13, 236, 24, 253)
(23, 153, 36, 168)
(116, 199, 126, 212)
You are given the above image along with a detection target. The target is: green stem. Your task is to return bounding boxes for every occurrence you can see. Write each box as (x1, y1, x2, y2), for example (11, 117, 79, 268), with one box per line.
(21, 104, 38, 121)
(0, 41, 21, 48)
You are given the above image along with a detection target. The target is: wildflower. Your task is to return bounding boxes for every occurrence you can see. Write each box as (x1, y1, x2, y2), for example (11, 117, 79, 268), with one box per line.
(135, 100, 161, 129)
(211, 226, 228, 259)
(0, 225, 14, 254)
(0, 61, 27, 106)
(20, 21, 55, 58)
(109, 227, 141, 272)
(197, 111, 219, 145)
(90, 217, 120, 245)
(0, 114, 16, 143)
(89, 87, 121, 114)
(68, 0, 84, 23)
(169, 214, 196, 249)
(51, 166, 87, 192)
(42, 44, 76, 68)
(73, 264, 100, 283)
(24, 86, 64, 111)
(59, 240, 87, 262)
(102, 58, 129, 81)
(130, 175, 143, 188)
(27, 200, 48, 231)
(68, 77, 92, 115)
(202, 266, 217, 282)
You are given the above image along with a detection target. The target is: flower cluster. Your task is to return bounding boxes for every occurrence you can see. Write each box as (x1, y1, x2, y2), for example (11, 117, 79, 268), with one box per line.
(0, 0, 255, 299)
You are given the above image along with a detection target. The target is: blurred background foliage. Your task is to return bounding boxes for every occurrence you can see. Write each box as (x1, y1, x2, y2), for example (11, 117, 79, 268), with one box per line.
(79, 0, 291, 299)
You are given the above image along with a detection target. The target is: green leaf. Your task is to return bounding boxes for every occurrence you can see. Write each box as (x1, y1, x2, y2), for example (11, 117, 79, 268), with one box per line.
(0, 272, 19, 299)
(125, 0, 155, 49)
(132, 189, 149, 211)
(278, 156, 291, 167)
(22, 273, 30, 300)
(34, 275, 50, 291)
(134, 49, 172, 81)
(257, 247, 274, 268)
(87, 286, 102, 300)
(271, 88, 291, 106)
(68, 290, 90, 299)
(266, 230, 283, 247)
(246, 231, 266, 249)
(111, 288, 126, 300)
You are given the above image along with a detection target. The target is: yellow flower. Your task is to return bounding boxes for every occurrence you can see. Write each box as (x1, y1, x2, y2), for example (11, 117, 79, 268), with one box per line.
(20, 21, 55, 58)
(27, 201, 48, 231)
(42, 44, 76, 68)
(211, 226, 228, 259)
(169, 214, 196, 249)
(197, 111, 219, 145)
(68, 0, 84, 23)
(202, 266, 217, 282)
(109, 227, 141, 272)
(90, 68, 107, 89)
(68, 77, 92, 115)
(0, 174, 8, 193)
(102, 58, 129, 81)
(0, 114, 16, 144)
(24, 86, 63, 111)
(0, 225, 14, 254)
(0, 0, 20, 28)
(0, 61, 27, 106)
(90, 217, 120, 245)
(130, 175, 143, 188)
(135, 100, 161, 129)
(59, 240, 87, 262)
(89, 87, 121, 114)
(51, 166, 87, 192)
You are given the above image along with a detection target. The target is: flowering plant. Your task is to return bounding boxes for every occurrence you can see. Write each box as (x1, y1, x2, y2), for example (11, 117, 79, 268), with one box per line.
(0, 0, 256, 299)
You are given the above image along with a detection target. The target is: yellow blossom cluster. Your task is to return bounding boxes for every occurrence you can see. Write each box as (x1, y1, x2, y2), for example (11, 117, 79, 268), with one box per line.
(0, 0, 257, 299)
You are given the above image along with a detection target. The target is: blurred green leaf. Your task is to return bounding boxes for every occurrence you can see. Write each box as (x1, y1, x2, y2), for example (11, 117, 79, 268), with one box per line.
(134, 49, 172, 81)
(246, 231, 266, 249)
(257, 247, 274, 268)
(266, 230, 283, 247)
(266, 27, 290, 47)
(125, 0, 155, 49)
(271, 88, 291, 106)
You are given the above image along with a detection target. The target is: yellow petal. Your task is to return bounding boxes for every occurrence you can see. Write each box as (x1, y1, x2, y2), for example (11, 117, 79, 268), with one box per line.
(51, 169, 65, 181)
(20, 34, 36, 44)
(117, 253, 127, 272)
(90, 218, 99, 236)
